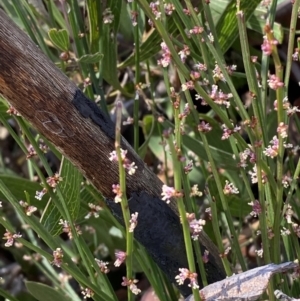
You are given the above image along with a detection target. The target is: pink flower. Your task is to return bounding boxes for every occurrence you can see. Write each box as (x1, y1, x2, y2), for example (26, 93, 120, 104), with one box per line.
(267, 74, 284, 90)
(178, 45, 190, 63)
(209, 85, 232, 108)
(263, 136, 279, 158)
(261, 34, 278, 56)
(175, 268, 199, 289)
(95, 259, 110, 274)
(121, 277, 141, 295)
(81, 288, 94, 299)
(58, 220, 82, 239)
(248, 200, 262, 217)
(161, 185, 176, 204)
(186, 213, 206, 240)
(223, 180, 239, 195)
(112, 184, 122, 203)
(198, 121, 212, 133)
(109, 149, 137, 175)
(164, 3, 175, 15)
(129, 212, 138, 232)
(158, 42, 171, 67)
(189, 26, 204, 35)
(150, 1, 161, 19)
(85, 203, 102, 219)
(114, 250, 127, 267)
(277, 122, 288, 138)
(19, 200, 37, 216)
(46, 173, 62, 188)
(202, 250, 209, 263)
(51, 248, 63, 267)
(3, 230, 22, 247)
(35, 188, 47, 201)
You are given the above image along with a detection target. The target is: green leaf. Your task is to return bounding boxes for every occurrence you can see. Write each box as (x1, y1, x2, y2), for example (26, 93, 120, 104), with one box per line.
(182, 134, 237, 170)
(207, 176, 250, 217)
(0, 97, 11, 119)
(139, 114, 156, 159)
(141, 115, 173, 168)
(248, 16, 283, 43)
(41, 157, 82, 236)
(108, 0, 122, 33)
(0, 175, 45, 209)
(101, 0, 123, 87)
(164, 118, 238, 170)
(142, 115, 238, 171)
(26, 281, 69, 301)
(120, 18, 177, 69)
(102, 25, 132, 96)
(78, 52, 104, 64)
(214, 0, 262, 52)
(48, 28, 69, 52)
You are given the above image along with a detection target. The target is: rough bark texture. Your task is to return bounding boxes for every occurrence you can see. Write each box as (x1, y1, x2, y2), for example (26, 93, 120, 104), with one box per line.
(0, 10, 225, 297)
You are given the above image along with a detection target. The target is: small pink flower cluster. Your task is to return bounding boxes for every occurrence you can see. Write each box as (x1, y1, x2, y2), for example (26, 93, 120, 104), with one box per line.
(3, 229, 22, 247)
(164, 3, 175, 15)
(35, 188, 47, 201)
(221, 123, 241, 140)
(114, 250, 127, 267)
(161, 185, 182, 204)
(129, 212, 138, 232)
(238, 148, 256, 168)
(85, 203, 102, 219)
(81, 288, 94, 299)
(178, 45, 190, 63)
(95, 258, 110, 274)
(46, 173, 62, 188)
(6, 106, 20, 116)
(175, 268, 199, 289)
(198, 121, 212, 133)
(209, 85, 233, 108)
(19, 200, 37, 216)
(249, 165, 267, 184)
(58, 219, 82, 239)
(248, 200, 262, 217)
(186, 213, 206, 240)
(157, 42, 171, 67)
(149, 1, 161, 19)
(261, 35, 278, 56)
(267, 74, 284, 90)
(274, 98, 300, 116)
(223, 180, 239, 195)
(112, 184, 122, 203)
(263, 136, 279, 158)
(51, 248, 63, 267)
(121, 277, 141, 295)
(109, 149, 137, 175)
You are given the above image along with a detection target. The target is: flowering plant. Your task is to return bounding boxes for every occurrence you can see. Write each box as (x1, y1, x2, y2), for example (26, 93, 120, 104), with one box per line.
(0, 1, 300, 301)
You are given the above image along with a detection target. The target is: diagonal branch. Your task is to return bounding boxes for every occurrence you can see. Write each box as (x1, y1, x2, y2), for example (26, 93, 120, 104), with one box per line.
(0, 10, 225, 297)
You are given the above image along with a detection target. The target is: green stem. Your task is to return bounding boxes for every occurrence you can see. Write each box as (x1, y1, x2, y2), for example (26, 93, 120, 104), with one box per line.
(206, 185, 232, 275)
(115, 102, 134, 301)
(168, 110, 200, 301)
(284, 0, 300, 88)
(200, 133, 246, 271)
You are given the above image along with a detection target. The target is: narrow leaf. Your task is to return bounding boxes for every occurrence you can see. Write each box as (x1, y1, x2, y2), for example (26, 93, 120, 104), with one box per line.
(78, 53, 104, 64)
(0, 175, 44, 209)
(26, 281, 69, 301)
(215, 0, 262, 52)
(41, 157, 82, 236)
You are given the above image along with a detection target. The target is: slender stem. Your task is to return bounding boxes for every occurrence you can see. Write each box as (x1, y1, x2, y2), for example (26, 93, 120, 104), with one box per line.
(200, 133, 246, 271)
(206, 186, 232, 276)
(168, 106, 200, 301)
(115, 102, 134, 301)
